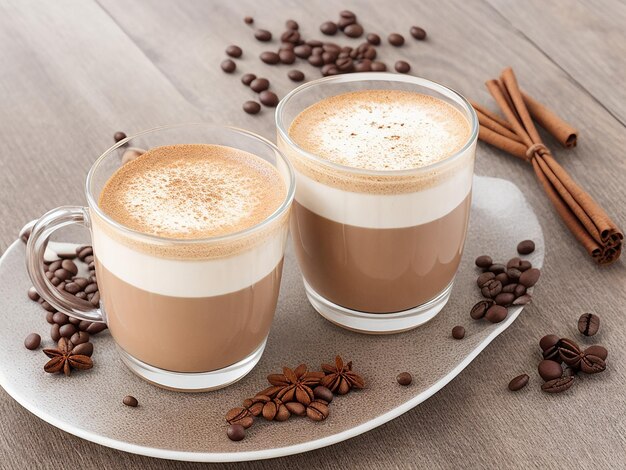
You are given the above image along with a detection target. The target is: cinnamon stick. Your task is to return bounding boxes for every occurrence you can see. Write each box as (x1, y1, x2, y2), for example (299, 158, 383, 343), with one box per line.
(521, 91, 578, 148)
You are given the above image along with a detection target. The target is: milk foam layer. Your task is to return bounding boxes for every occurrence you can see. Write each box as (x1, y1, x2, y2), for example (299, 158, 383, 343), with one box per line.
(289, 90, 470, 171)
(99, 144, 286, 239)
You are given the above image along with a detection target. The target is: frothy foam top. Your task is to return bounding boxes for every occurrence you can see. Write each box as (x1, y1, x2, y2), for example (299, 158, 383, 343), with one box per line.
(289, 90, 471, 171)
(99, 144, 286, 239)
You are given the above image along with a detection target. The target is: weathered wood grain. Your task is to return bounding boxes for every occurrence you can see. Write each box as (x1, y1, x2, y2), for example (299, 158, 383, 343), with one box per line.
(1, 0, 625, 468)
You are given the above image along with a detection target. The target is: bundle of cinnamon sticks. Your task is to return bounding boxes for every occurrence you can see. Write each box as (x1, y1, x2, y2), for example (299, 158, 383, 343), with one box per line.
(472, 67, 622, 264)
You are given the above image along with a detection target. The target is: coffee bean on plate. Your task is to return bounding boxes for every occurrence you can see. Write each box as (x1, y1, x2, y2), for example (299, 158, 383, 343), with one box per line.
(28, 287, 40, 301)
(59, 324, 77, 338)
(250, 78, 270, 92)
(518, 268, 540, 287)
(221, 59, 236, 73)
(506, 268, 522, 280)
(259, 90, 279, 107)
(395, 60, 410, 73)
(71, 331, 90, 345)
(452, 325, 465, 339)
(243, 101, 261, 115)
(225, 45, 242, 58)
(517, 240, 535, 254)
(485, 305, 507, 323)
(260, 51, 280, 64)
(73, 342, 93, 357)
(512, 294, 532, 306)
(344, 23, 364, 38)
(287, 69, 305, 82)
(494, 292, 515, 306)
(578, 313, 600, 336)
(585, 345, 608, 361)
(470, 299, 494, 319)
(227, 424, 245, 441)
(313, 386, 333, 402)
(254, 29, 272, 42)
(514, 284, 527, 297)
(508, 374, 529, 391)
(306, 400, 329, 421)
(366, 33, 381, 45)
(396, 372, 412, 386)
(481, 279, 502, 298)
(541, 376, 573, 393)
(501, 283, 517, 294)
(241, 73, 256, 86)
(113, 131, 127, 143)
(538, 359, 563, 381)
(410, 26, 427, 40)
(123, 395, 139, 407)
(495, 272, 509, 285)
(24, 333, 41, 350)
(388, 33, 405, 46)
(477, 271, 495, 287)
(320, 21, 338, 35)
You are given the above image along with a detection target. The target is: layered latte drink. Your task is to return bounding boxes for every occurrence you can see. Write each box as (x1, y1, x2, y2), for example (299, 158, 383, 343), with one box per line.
(277, 75, 477, 333)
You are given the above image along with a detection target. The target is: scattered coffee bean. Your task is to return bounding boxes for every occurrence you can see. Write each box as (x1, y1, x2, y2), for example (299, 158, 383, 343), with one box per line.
(68, 316, 81, 326)
(250, 78, 270, 92)
(122, 395, 138, 407)
(221, 59, 236, 73)
(286, 19, 298, 30)
(306, 400, 329, 421)
(24, 333, 41, 350)
(244, 16, 254, 25)
(488, 263, 506, 274)
(538, 359, 563, 381)
(59, 323, 77, 338)
(354, 60, 372, 72)
(481, 279, 502, 298)
(41, 301, 56, 312)
(254, 29, 272, 42)
(396, 372, 412, 386)
(113, 131, 127, 143)
(52, 312, 69, 325)
(508, 374, 529, 391)
(578, 313, 600, 336)
(506, 268, 522, 281)
(50, 324, 61, 342)
(46, 311, 54, 324)
(371, 61, 387, 71)
(514, 284, 527, 297)
(28, 287, 40, 301)
(85, 322, 107, 335)
(477, 271, 496, 288)
(344, 23, 364, 38)
(494, 292, 515, 307)
(71, 331, 90, 345)
(410, 26, 427, 40)
(313, 385, 333, 403)
(518, 268, 541, 287)
(501, 283, 517, 294)
(287, 69, 305, 82)
(294, 44, 312, 58)
(558, 338, 582, 366)
(512, 294, 532, 306)
(485, 305, 507, 323)
(394, 60, 410, 73)
(308, 54, 324, 67)
(470, 299, 494, 320)
(585, 345, 608, 361)
(285, 402, 306, 416)
(366, 33, 381, 45)
(241, 73, 256, 86)
(388, 33, 405, 46)
(260, 51, 280, 64)
(243, 101, 261, 115)
(259, 90, 279, 107)
(580, 353, 606, 374)
(279, 49, 296, 64)
(340, 10, 356, 19)
(225, 45, 243, 58)
(281, 30, 300, 44)
(227, 424, 245, 441)
(475, 255, 493, 268)
(517, 240, 535, 254)
(541, 376, 573, 393)
(539, 334, 560, 352)
(452, 325, 465, 340)
(320, 21, 338, 35)
(495, 272, 510, 286)
(73, 342, 93, 357)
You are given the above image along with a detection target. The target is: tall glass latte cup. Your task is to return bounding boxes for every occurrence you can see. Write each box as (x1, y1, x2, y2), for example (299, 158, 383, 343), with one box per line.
(276, 74, 478, 333)
(26, 124, 295, 391)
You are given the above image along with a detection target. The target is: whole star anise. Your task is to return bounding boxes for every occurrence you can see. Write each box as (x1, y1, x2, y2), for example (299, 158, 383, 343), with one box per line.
(320, 356, 365, 395)
(263, 364, 325, 406)
(43, 337, 93, 376)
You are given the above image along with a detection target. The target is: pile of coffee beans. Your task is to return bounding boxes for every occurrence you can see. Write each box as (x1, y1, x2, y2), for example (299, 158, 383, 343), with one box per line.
(221, 10, 428, 114)
(470, 240, 539, 325)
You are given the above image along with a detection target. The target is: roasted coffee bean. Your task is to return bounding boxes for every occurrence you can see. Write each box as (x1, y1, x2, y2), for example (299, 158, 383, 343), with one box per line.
(75, 292, 87, 300)
(70, 331, 90, 345)
(287, 69, 305, 82)
(84, 283, 98, 294)
(518, 268, 540, 288)
(452, 325, 465, 340)
(77, 246, 93, 260)
(366, 33, 381, 45)
(580, 353, 606, 374)
(123, 395, 138, 407)
(322, 51, 338, 64)
(410, 26, 427, 40)
(86, 322, 107, 335)
(540, 334, 560, 352)
(321, 64, 339, 76)
(74, 277, 89, 289)
(514, 284, 527, 297)
(320, 21, 338, 35)
(354, 60, 372, 72)
(64, 282, 81, 294)
(388, 33, 405, 46)
(485, 305, 507, 323)
(244, 16, 254, 25)
(344, 23, 364, 38)
(275, 402, 290, 422)
(541, 376, 573, 393)
(512, 294, 532, 306)
(307, 400, 329, 421)
(470, 299, 494, 319)
(113, 131, 127, 143)
(285, 401, 306, 416)
(474, 255, 493, 269)
(59, 324, 77, 338)
(506, 268, 522, 281)
(24, 333, 41, 350)
(508, 374, 529, 391)
(336, 57, 354, 72)
(293, 44, 312, 59)
(494, 292, 515, 307)
(506, 257, 521, 269)
(260, 51, 280, 64)
(495, 272, 510, 286)
(46, 311, 55, 324)
(538, 359, 563, 381)
(227, 407, 254, 426)
(68, 316, 81, 326)
(585, 345, 608, 361)
(243, 101, 261, 115)
(54, 269, 72, 281)
(578, 313, 600, 336)
(307, 39, 324, 47)
(50, 324, 61, 342)
(313, 386, 333, 402)
(519, 260, 532, 271)
(227, 424, 245, 441)
(477, 271, 496, 287)
(285, 19, 298, 30)
(28, 287, 40, 301)
(60, 259, 78, 275)
(251, 78, 270, 93)
(337, 16, 356, 30)
(340, 9, 356, 19)
(56, 282, 66, 292)
(221, 59, 236, 73)
(308, 54, 324, 67)
(73, 342, 93, 357)
(517, 240, 535, 254)
(281, 30, 300, 44)
(225, 45, 242, 58)
(259, 90, 279, 107)
(90, 291, 100, 306)
(558, 338, 582, 366)
(481, 279, 502, 298)
(241, 73, 256, 86)
(488, 263, 506, 274)
(371, 61, 387, 71)
(396, 372, 412, 386)
(49, 260, 62, 272)
(501, 283, 518, 294)
(394, 60, 410, 73)
(279, 49, 296, 64)
(41, 301, 57, 313)
(52, 312, 69, 325)
(254, 29, 272, 42)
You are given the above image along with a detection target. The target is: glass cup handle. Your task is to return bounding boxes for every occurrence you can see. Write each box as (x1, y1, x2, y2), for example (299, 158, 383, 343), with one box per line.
(26, 206, 104, 323)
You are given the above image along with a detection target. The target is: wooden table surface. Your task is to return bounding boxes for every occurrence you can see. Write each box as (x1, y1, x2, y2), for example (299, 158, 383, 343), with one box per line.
(1, 0, 625, 468)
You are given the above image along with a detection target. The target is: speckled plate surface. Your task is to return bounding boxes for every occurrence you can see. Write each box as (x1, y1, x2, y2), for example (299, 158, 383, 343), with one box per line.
(0, 175, 543, 462)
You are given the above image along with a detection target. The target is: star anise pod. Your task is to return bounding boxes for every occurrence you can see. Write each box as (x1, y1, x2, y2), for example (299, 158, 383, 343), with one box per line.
(265, 364, 325, 406)
(320, 356, 365, 395)
(43, 337, 93, 377)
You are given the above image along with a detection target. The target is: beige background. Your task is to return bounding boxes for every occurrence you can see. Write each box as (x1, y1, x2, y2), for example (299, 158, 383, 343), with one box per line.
(0, 0, 625, 468)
